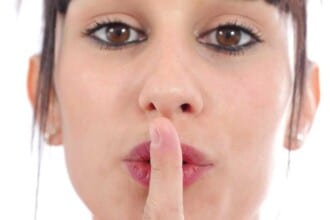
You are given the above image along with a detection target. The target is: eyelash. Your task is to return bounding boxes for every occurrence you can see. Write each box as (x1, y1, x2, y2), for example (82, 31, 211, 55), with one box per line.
(82, 19, 264, 55)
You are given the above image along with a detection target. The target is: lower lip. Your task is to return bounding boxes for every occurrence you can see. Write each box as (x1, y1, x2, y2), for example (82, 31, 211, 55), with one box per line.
(124, 161, 212, 187)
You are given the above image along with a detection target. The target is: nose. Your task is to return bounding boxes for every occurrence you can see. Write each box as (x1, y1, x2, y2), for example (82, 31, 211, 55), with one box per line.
(138, 53, 204, 119)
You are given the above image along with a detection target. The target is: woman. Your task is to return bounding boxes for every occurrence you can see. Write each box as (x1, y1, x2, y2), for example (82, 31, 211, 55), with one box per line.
(27, 0, 320, 219)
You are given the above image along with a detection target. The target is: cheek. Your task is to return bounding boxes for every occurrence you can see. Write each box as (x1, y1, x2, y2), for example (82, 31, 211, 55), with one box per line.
(221, 56, 291, 158)
(234, 61, 291, 186)
(54, 48, 139, 168)
(53, 48, 149, 218)
(54, 44, 135, 137)
(202, 54, 292, 214)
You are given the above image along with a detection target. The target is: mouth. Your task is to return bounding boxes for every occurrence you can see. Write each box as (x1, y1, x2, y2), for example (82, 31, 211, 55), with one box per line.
(123, 141, 213, 188)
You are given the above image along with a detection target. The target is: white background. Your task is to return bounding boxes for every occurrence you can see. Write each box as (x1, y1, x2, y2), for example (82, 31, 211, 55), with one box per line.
(0, 1, 329, 219)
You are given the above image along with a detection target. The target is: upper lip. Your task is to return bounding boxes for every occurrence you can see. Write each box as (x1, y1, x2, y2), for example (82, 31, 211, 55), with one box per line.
(123, 141, 213, 166)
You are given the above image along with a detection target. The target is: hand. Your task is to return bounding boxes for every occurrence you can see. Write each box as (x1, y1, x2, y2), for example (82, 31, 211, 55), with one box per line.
(143, 117, 184, 220)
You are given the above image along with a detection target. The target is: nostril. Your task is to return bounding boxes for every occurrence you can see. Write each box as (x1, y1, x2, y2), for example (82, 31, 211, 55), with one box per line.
(181, 103, 191, 112)
(145, 102, 193, 113)
(147, 103, 156, 111)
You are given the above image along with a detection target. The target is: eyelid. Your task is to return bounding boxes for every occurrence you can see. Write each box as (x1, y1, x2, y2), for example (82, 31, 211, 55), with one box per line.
(198, 21, 263, 41)
(195, 14, 264, 35)
(84, 13, 144, 31)
(84, 18, 143, 36)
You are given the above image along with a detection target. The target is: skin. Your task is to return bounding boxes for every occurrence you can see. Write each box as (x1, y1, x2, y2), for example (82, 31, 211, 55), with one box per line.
(28, 0, 320, 219)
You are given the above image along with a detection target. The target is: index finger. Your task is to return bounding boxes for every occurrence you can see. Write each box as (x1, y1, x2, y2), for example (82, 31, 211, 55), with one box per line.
(143, 117, 184, 220)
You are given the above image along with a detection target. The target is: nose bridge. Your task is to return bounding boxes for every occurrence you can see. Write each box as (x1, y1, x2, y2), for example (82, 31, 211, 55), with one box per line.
(138, 33, 203, 119)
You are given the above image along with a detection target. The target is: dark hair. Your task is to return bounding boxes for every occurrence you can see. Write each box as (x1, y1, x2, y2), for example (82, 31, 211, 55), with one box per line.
(33, 0, 307, 218)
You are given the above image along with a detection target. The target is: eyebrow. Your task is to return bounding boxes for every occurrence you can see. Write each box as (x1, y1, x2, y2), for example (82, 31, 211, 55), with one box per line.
(56, 0, 280, 13)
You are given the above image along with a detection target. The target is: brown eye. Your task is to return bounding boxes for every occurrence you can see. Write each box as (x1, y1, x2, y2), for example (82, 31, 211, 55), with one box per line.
(107, 23, 130, 43)
(217, 27, 241, 47)
(198, 24, 261, 54)
(87, 21, 147, 48)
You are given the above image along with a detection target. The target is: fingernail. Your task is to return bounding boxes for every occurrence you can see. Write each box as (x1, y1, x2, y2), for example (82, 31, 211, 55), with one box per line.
(150, 125, 160, 146)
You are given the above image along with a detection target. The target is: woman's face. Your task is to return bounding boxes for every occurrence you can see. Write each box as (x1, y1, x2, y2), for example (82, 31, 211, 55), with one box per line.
(52, 0, 293, 219)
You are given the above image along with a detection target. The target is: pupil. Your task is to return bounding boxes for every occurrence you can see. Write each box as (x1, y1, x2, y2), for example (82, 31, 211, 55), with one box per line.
(107, 24, 130, 43)
(217, 28, 241, 46)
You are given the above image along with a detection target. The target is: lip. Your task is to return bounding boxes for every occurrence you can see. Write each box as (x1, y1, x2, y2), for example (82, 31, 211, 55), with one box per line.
(123, 141, 213, 187)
